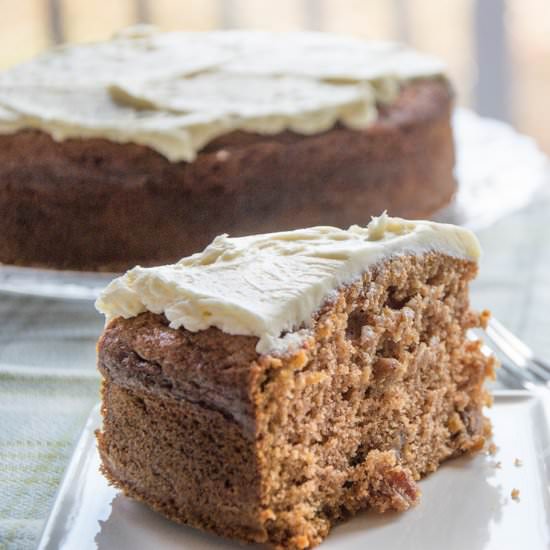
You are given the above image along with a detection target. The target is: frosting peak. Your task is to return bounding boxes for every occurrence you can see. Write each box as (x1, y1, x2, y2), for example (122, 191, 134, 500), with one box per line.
(95, 216, 480, 355)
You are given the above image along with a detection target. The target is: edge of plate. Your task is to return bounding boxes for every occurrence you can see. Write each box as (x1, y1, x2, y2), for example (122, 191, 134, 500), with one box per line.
(37, 404, 102, 550)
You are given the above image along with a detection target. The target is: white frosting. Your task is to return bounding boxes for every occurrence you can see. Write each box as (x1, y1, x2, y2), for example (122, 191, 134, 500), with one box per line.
(95, 214, 480, 355)
(0, 29, 446, 162)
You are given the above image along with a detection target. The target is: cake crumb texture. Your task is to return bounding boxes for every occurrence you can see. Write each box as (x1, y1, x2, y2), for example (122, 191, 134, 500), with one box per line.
(97, 252, 493, 549)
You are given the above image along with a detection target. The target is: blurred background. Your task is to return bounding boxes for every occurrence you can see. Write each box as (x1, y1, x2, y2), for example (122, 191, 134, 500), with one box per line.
(0, 0, 548, 154)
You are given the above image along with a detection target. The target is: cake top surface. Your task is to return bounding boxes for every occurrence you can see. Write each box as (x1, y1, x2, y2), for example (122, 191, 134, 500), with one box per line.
(0, 27, 446, 161)
(95, 214, 480, 355)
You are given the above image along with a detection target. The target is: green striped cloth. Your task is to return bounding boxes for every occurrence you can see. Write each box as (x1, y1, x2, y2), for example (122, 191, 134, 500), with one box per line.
(0, 298, 102, 550)
(0, 370, 99, 549)
(1, 192, 549, 550)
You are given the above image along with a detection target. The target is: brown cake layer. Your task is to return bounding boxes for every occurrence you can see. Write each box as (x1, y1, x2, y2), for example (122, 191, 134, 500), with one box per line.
(0, 79, 455, 271)
(96, 252, 494, 549)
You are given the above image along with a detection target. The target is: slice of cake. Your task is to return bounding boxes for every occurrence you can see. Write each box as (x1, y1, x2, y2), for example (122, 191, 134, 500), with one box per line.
(95, 214, 494, 549)
(0, 29, 454, 271)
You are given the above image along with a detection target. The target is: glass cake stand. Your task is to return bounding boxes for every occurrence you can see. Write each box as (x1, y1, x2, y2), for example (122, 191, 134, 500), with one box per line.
(434, 108, 549, 228)
(0, 108, 548, 302)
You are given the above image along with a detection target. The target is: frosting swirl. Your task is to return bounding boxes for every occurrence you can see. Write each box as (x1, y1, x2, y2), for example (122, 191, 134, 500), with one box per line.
(0, 29, 446, 162)
(95, 214, 480, 355)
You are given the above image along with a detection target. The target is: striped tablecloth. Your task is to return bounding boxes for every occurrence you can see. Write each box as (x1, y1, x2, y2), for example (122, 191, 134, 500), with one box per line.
(1, 190, 549, 549)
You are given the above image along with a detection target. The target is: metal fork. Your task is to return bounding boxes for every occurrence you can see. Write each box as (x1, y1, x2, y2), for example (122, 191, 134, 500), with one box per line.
(484, 318, 550, 390)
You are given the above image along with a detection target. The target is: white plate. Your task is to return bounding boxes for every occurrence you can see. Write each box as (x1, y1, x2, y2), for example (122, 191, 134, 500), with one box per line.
(37, 390, 550, 550)
(0, 108, 548, 302)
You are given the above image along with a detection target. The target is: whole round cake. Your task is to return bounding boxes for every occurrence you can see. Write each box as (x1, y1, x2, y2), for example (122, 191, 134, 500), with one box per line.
(0, 28, 455, 271)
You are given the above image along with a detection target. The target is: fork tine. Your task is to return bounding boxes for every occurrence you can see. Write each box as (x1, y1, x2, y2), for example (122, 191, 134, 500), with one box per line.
(489, 318, 550, 376)
(469, 329, 534, 390)
(485, 322, 549, 385)
(488, 318, 532, 357)
(498, 363, 533, 391)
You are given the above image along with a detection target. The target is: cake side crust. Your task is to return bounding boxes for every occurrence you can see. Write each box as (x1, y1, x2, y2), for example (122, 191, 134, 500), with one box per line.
(96, 380, 269, 544)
